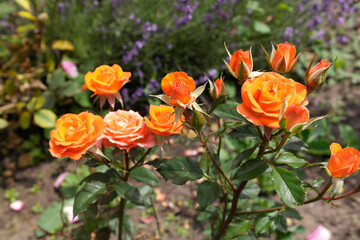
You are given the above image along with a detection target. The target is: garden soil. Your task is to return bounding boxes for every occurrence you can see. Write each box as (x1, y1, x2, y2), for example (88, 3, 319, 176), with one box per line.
(1, 80, 360, 240)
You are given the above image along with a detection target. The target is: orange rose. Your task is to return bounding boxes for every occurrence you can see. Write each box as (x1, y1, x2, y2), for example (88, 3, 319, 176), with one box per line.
(280, 104, 309, 132)
(49, 112, 105, 160)
(229, 49, 253, 82)
(328, 143, 360, 178)
(270, 42, 298, 73)
(100, 110, 155, 151)
(214, 78, 224, 98)
(145, 105, 184, 136)
(237, 72, 307, 129)
(82, 64, 131, 96)
(161, 72, 196, 107)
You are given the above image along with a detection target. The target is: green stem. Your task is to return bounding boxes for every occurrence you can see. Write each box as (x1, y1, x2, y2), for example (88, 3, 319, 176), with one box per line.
(118, 198, 127, 240)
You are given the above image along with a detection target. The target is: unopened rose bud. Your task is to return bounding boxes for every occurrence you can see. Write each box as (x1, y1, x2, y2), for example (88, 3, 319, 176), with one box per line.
(227, 48, 253, 83)
(191, 109, 205, 132)
(305, 57, 332, 89)
(209, 77, 227, 100)
(279, 103, 309, 133)
(263, 42, 301, 73)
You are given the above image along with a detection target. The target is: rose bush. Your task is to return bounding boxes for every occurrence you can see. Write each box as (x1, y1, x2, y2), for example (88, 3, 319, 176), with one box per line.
(49, 112, 105, 160)
(237, 72, 307, 129)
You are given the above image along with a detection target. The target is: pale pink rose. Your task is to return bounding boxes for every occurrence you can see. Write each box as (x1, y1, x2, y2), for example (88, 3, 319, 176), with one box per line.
(100, 110, 155, 151)
(61, 61, 79, 78)
(307, 225, 331, 240)
(10, 200, 24, 212)
(63, 205, 79, 223)
(53, 171, 69, 188)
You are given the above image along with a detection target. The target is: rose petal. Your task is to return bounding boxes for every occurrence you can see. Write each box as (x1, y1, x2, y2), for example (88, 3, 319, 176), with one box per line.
(63, 205, 79, 223)
(140, 216, 154, 224)
(53, 171, 69, 188)
(61, 61, 79, 78)
(10, 200, 24, 212)
(306, 225, 331, 240)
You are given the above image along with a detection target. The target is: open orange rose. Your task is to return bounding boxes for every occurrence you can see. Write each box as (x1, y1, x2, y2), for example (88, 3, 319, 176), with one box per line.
(49, 112, 105, 160)
(100, 110, 155, 151)
(161, 72, 196, 107)
(82, 64, 131, 96)
(237, 72, 307, 129)
(145, 105, 184, 136)
(328, 143, 360, 178)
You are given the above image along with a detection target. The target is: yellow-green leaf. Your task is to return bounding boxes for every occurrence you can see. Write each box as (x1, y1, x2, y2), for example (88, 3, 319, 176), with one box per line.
(19, 111, 31, 129)
(17, 23, 36, 33)
(34, 109, 57, 128)
(15, 0, 32, 11)
(0, 118, 9, 129)
(18, 10, 36, 21)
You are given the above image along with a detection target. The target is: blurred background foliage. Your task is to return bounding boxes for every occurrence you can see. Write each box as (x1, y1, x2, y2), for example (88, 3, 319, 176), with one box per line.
(0, 0, 359, 170)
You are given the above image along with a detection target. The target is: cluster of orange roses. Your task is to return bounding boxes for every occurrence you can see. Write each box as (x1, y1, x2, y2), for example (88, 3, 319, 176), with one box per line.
(49, 41, 360, 179)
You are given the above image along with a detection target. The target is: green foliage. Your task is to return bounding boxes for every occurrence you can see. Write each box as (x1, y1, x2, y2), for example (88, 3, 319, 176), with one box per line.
(197, 180, 221, 210)
(156, 156, 203, 185)
(73, 181, 107, 216)
(4, 188, 20, 202)
(129, 167, 160, 186)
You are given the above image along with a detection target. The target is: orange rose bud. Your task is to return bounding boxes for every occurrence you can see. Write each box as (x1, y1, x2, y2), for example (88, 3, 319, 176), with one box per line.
(229, 49, 253, 82)
(280, 104, 309, 133)
(265, 42, 300, 73)
(305, 59, 332, 88)
(161, 72, 196, 108)
(145, 104, 184, 136)
(100, 110, 155, 151)
(328, 143, 360, 178)
(237, 72, 307, 129)
(49, 112, 105, 160)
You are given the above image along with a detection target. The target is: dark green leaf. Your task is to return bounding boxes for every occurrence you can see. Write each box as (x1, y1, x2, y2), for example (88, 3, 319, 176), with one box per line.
(308, 140, 331, 155)
(19, 111, 31, 129)
(196, 206, 218, 224)
(272, 167, 305, 208)
(79, 172, 110, 185)
(274, 152, 307, 168)
(234, 158, 268, 181)
(282, 209, 302, 220)
(73, 181, 106, 216)
(130, 167, 160, 186)
(157, 156, 203, 185)
(225, 220, 252, 239)
(230, 124, 259, 138)
(240, 181, 260, 199)
(112, 182, 144, 206)
(283, 137, 308, 152)
(255, 212, 278, 235)
(213, 102, 244, 121)
(197, 181, 221, 210)
(147, 158, 166, 168)
(138, 185, 155, 207)
(232, 142, 260, 169)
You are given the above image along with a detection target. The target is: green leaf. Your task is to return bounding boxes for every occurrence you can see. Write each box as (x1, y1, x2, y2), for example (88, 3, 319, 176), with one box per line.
(0, 44, 10, 58)
(112, 182, 144, 206)
(274, 152, 307, 168)
(19, 111, 31, 129)
(79, 172, 110, 185)
(234, 158, 268, 181)
(197, 181, 221, 210)
(283, 137, 308, 152)
(230, 125, 259, 138)
(225, 220, 252, 239)
(129, 167, 160, 186)
(73, 181, 106, 216)
(308, 140, 331, 155)
(240, 181, 260, 199)
(254, 21, 271, 34)
(255, 212, 278, 235)
(272, 167, 305, 208)
(0, 118, 9, 129)
(196, 206, 218, 224)
(36, 202, 63, 237)
(34, 109, 57, 128)
(213, 102, 244, 121)
(232, 142, 260, 169)
(157, 156, 203, 185)
(208, 95, 227, 114)
(47, 70, 65, 90)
